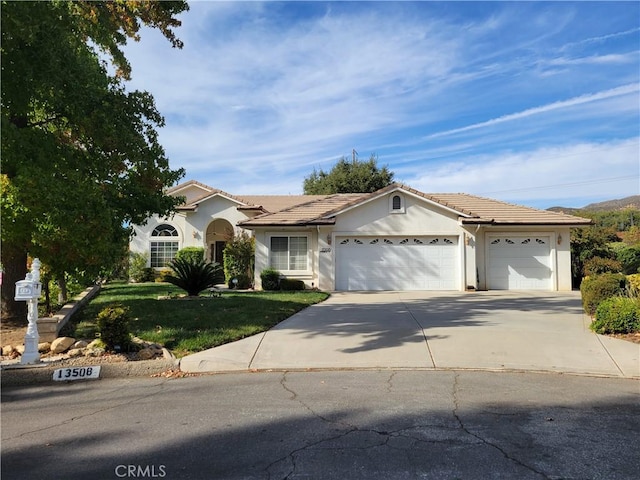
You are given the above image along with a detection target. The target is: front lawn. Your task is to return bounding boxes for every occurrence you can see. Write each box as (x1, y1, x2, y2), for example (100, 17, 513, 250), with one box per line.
(68, 283, 329, 357)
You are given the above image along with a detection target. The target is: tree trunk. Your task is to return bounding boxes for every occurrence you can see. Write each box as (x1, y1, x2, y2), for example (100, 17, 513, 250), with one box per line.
(0, 244, 28, 321)
(43, 273, 52, 315)
(57, 273, 68, 305)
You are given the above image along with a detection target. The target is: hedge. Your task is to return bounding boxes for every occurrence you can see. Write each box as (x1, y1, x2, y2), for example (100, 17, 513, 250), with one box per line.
(591, 297, 640, 334)
(260, 268, 281, 291)
(280, 278, 306, 291)
(580, 273, 627, 316)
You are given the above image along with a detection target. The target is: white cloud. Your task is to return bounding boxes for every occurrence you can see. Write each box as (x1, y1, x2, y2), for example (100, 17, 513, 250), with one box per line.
(118, 2, 639, 207)
(424, 84, 640, 140)
(408, 138, 640, 207)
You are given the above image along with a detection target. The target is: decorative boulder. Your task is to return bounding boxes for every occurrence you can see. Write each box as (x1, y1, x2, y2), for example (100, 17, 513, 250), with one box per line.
(137, 348, 156, 360)
(51, 337, 76, 354)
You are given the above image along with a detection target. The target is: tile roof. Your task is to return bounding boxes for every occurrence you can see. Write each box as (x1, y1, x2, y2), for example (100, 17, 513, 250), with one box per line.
(428, 193, 593, 225)
(236, 195, 329, 214)
(169, 181, 322, 214)
(239, 193, 370, 226)
(169, 180, 592, 227)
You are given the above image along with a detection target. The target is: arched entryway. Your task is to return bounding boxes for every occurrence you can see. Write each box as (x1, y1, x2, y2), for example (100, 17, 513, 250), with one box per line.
(205, 219, 234, 264)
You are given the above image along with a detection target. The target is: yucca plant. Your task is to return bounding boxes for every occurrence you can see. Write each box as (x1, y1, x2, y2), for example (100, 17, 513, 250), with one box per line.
(165, 257, 224, 296)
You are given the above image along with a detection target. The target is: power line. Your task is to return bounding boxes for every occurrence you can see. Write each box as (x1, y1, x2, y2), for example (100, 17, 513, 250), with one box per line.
(479, 175, 638, 195)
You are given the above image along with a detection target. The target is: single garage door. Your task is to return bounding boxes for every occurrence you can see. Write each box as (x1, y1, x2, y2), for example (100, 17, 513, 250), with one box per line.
(335, 236, 459, 291)
(487, 236, 552, 290)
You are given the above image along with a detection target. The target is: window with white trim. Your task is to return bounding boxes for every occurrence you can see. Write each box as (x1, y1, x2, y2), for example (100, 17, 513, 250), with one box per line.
(150, 224, 179, 267)
(270, 236, 308, 271)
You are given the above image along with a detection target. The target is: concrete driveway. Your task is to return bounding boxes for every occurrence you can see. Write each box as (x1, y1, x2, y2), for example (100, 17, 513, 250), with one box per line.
(180, 291, 639, 378)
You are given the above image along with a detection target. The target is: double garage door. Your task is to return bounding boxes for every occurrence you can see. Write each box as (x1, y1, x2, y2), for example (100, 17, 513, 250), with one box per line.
(335, 236, 459, 291)
(487, 235, 552, 290)
(334, 234, 553, 291)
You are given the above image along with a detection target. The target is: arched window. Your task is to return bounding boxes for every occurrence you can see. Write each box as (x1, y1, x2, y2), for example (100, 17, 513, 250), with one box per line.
(389, 194, 405, 213)
(152, 224, 178, 237)
(150, 224, 179, 267)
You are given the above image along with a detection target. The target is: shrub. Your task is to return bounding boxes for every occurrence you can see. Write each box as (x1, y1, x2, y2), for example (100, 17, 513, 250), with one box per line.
(175, 247, 205, 264)
(583, 257, 623, 276)
(616, 246, 640, 274)
(280, 278, 306, 291)
(129, 252, 153, 282)
(96, 305, 131, 351)
(228, 273, 252, 289)
(155, 269, 172, 283)
(165, 257, 224, 296)
(260, 268, 281, 290)
(580, 273, 627, 316)
(591, 297, 640, 334)
(627, 274, 640, 297)
(224, 233, 255, 286)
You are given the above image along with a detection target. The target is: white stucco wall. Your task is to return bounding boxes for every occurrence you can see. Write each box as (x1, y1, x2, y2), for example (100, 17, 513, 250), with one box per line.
(130, 213, 187, 262)
(556, 227, 573, 291)
(332, 192, 462, 235)
(129, 195, 252, 268)
(252, 227, 319, 290)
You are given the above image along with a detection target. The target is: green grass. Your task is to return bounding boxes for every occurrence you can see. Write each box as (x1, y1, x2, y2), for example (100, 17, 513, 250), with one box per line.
(67, 282, 329, 357)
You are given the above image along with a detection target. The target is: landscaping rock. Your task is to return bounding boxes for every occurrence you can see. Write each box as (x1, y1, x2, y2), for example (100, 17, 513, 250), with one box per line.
(2, 345, 15, 356)
(162, 348, 175, 360)
(15, 345, 25, 354)
(73, 340, 88, 349)
(67, 348, 84, 358)
(136, 348, 156, 360)
(85, 348, 106, 357)
(38, 342, 51, 353)
(51, 337, 76, 354)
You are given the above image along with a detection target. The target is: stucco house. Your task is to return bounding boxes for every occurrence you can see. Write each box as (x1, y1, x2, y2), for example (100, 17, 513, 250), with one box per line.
(130, 180, 592, 292)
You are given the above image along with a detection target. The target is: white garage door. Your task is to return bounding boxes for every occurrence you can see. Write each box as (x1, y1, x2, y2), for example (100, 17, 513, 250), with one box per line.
(335, 236, 459, 291)
(487, 236, 552, 290)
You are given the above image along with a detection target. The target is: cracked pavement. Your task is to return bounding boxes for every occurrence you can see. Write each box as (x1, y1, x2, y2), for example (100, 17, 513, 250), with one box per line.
(2, 370, 639, 479)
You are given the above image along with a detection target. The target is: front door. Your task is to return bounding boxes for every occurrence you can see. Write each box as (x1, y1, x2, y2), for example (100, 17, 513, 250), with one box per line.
(212, 241, 226, 265)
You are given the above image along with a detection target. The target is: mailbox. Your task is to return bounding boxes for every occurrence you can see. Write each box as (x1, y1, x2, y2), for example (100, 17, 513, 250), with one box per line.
(14, 279, 41, 301)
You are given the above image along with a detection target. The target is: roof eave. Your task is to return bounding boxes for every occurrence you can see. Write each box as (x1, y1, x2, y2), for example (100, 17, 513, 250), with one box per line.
(240, 219, 336, 228)
(461, 219, 594, 226)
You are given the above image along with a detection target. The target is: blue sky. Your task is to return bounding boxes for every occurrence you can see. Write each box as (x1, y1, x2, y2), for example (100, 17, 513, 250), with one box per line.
(122, 1, 639, 209)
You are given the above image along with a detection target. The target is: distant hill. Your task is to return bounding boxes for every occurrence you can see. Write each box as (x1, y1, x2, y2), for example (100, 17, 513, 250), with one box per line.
(548, 195, 640, 214)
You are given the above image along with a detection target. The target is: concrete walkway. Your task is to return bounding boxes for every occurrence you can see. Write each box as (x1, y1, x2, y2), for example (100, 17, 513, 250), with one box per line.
(180, 291, 640, 378)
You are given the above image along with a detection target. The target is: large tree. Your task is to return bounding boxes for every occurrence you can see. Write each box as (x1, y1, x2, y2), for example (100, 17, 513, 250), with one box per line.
(1, 1, 189, 319)
(303, 154, 394, 194)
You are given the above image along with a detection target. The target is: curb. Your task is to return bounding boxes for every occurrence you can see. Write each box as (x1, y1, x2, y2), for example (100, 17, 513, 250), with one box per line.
(0, 358, 179, 387)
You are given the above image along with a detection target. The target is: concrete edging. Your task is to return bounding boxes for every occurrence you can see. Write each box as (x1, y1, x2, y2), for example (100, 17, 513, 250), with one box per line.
(0, 358, 179, 387)
(37, 284, 102, 342)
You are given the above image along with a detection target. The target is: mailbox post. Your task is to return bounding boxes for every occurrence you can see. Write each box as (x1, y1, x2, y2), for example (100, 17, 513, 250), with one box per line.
(15, 258, 42, 364)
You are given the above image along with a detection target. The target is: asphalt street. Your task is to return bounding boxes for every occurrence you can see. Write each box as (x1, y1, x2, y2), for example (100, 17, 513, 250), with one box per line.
(2, 370, 639, 480)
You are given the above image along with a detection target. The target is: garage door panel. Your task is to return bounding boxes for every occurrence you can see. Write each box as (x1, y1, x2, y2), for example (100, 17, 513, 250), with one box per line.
(336, 236, 459, 291)
(488, 236, 552, 290)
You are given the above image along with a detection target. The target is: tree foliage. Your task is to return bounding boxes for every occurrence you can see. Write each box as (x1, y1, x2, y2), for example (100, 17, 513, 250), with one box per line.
(303, 154, 394, 194)
(570, 227, 616, 288)
(1, 1, 188, 318)
(223, 232, 255, 287)
(577, 209, 640, 233)
(175, 247, 205, 265)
